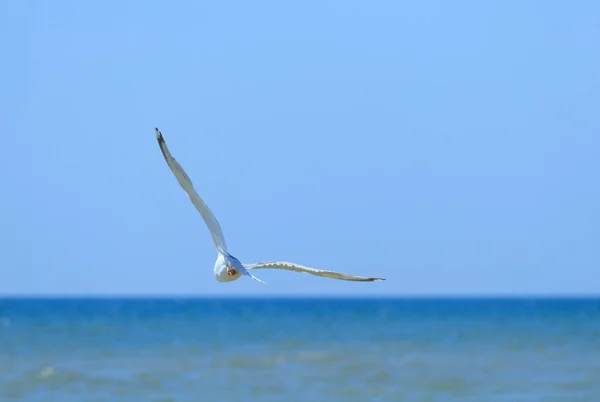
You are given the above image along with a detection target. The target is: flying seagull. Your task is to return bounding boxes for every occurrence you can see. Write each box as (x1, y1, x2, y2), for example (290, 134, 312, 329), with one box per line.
(155, 128, 385, 284)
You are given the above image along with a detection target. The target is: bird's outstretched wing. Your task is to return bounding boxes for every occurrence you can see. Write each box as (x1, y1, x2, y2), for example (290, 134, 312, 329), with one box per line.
(155, 128, 228, 253)
(243, 261, 385, 282)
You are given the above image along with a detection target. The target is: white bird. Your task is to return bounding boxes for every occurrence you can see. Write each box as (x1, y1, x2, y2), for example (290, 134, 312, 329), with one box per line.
(155, 128, 385, 285)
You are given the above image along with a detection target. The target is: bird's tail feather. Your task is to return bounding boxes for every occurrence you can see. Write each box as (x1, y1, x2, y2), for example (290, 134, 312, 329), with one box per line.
(248, 272, 267, 285)
(244, 270, 267, 285)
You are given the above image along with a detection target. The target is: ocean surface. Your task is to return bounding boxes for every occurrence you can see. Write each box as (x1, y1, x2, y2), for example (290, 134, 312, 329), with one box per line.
(0, 297, 599, 401)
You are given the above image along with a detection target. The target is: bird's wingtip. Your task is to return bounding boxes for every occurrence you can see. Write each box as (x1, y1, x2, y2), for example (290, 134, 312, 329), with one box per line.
(155, 128, 165, 144)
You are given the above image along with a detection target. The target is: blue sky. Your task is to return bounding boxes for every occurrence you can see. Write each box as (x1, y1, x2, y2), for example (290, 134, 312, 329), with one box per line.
(1, 1, 598, 296)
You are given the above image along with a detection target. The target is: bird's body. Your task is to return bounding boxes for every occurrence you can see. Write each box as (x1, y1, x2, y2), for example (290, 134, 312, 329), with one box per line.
(155, 127, 385, 285)
(214, 252, 245, 283)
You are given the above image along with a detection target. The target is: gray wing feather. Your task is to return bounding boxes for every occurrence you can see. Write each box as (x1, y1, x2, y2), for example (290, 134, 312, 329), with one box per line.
(243, 261, 385, 282)
(155, 128, 228, 253)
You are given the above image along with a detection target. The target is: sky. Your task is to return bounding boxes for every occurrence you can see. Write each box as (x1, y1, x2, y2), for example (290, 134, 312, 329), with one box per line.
(1, 1, 599, 296)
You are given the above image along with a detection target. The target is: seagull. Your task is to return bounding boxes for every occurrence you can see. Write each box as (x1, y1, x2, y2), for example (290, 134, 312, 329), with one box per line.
(155, 128, 385, 285)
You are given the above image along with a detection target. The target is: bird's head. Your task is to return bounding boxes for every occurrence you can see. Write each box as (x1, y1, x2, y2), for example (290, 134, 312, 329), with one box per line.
(214, 266, 243, 282)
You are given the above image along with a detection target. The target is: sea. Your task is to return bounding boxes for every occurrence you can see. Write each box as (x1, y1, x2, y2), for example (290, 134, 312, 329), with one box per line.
(0, 297, 599, 401)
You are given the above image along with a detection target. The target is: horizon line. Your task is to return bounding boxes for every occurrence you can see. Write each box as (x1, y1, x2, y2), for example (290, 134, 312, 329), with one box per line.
(1, 293, 599, 300)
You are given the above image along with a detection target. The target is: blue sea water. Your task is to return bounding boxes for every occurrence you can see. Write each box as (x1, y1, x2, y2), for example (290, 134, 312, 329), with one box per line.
(0, 298, 599, 401)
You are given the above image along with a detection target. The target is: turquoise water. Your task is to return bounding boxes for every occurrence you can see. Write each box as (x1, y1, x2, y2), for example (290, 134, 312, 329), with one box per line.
(1, 298, 599, 401)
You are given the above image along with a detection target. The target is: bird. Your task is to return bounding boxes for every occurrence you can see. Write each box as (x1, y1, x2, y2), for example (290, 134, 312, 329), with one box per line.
(155, 127, 385, 285)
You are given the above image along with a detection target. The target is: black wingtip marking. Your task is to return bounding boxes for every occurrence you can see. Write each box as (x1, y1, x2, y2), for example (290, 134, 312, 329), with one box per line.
(155, 127, 164, 142)
(155, 128, 170, 162)
(350, 277, 385, 282)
